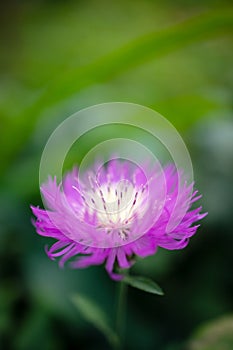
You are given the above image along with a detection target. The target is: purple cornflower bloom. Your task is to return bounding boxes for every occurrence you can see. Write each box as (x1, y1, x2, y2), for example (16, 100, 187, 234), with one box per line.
(31, 160, 206, 280)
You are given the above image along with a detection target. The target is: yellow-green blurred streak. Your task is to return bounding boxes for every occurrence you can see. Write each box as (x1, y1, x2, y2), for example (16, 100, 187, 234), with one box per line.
(188, 315, 233, 350)
(1, 8, 233, 175)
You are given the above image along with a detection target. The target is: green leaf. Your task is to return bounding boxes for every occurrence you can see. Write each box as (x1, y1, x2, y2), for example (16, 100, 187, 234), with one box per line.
(123, 275, 164, 295)
(71, 294, 119, 347)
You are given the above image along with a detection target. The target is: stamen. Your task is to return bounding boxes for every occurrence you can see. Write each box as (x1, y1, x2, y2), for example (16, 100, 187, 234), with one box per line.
(72, 185, 82, 195)
(133, 191, 138, 206)
(72, 186, 88, 204)
(82, 175, 147, 240)
(88, 175, 96, 193)
(119, 228, 130, 240)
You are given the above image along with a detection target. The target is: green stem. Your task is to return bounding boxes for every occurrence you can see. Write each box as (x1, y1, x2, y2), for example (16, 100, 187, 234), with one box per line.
(115, 278, 128, 350)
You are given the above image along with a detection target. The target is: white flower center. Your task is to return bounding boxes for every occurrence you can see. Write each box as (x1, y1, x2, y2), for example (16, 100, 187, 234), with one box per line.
(85, 179, 147, 240)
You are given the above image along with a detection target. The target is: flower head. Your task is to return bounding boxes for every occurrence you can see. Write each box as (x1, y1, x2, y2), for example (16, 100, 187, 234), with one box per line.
(31, 160, 207, 280)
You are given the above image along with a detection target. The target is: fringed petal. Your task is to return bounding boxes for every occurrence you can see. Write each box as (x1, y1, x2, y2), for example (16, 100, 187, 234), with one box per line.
(72, 248, 108, 268)
(31, 160, 207, 280)
(117, 248, 131, 269)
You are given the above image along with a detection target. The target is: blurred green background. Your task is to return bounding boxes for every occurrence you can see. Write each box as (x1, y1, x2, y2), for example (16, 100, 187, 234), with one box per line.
(0, 0, 233, 349)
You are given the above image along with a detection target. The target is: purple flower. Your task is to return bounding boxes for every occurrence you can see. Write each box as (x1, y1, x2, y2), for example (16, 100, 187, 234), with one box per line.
(31, 160, 207, 280)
